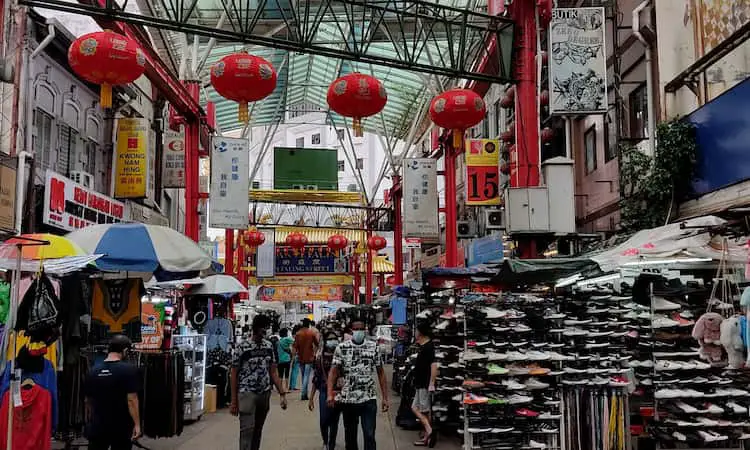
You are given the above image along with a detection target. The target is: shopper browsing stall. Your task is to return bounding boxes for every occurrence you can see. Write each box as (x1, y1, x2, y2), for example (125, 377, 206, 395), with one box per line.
(411, 322, 437, 447)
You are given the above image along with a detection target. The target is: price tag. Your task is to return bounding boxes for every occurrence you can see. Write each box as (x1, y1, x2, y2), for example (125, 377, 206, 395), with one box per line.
(11, 380, 22, 407)
(466, 166, 501, 205)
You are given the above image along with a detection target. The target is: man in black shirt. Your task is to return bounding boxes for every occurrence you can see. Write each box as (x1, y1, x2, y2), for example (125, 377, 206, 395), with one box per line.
(84, 334, 141, 450)
(412, 322, 437, 446)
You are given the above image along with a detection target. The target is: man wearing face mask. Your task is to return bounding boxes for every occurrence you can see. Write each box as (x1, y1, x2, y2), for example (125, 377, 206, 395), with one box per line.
(308, 329, 342, 450)
(231, 314, 287, 450)
(328, 320, 389, 450)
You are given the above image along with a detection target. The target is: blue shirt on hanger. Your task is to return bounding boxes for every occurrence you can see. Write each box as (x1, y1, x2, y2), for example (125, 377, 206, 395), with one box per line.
(390, 297, 408, 325)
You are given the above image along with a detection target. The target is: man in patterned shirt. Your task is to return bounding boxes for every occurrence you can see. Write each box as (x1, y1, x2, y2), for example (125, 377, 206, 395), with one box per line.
(327, 319, 389, 450)
(231, 314, 287, 450)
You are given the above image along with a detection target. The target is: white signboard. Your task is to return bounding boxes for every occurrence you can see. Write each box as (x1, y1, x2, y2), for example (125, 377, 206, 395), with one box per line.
(548, 7, 608, 114)
(42, 170, 125, 231)
(255, 228, 276, 278)
(162, 131, 185, 188)
(403, 158, 439, 241)
(209, 137, 250, 229)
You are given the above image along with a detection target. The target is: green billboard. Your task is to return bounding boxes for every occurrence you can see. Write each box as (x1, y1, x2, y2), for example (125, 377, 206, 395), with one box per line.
(273, 147, 338, 191)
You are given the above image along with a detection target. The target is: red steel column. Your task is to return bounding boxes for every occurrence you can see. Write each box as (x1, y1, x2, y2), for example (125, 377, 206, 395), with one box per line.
(224, 229, 235, 275)
(236, 232, 246, 281)
(184, 81, 201, 242)
(444, 145, 459, 267)
(352, 254, 361, 305)
(510, 0, 540, 188)
(365, 235, 374, 305)
(392, 176, 404, 285)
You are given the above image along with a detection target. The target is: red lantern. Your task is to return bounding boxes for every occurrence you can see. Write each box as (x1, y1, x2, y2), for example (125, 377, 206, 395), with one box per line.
(245, 230, 265, 248)
(210, 53, 277, 124)
(500, 130, 514, 143)
(327, 234, 349, 253)
(285, 232, 308, 250)
(429, 89, 486, 148)
(540, 90, 550, 106)
(68, 31, 146, 108)
(541, 127, 555, 143)
(367, 235, 387, 251)
(327, 73, 387, 137)
(500, 95, 514, 109)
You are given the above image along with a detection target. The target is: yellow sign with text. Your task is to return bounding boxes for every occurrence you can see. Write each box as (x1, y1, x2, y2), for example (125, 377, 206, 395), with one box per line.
(114, 118, 148, 198)
(465, 139, 501, 206)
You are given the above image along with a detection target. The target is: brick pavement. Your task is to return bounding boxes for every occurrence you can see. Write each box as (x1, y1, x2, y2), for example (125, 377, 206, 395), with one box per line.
(140, 392, 461, 450)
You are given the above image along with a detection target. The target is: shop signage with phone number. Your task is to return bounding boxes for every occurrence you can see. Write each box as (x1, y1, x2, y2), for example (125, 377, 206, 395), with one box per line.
(465, 139, 502, 206)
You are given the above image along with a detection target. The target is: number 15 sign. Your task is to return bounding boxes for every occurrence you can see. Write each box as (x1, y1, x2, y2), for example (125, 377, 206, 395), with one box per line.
(465, 139, 502, 206)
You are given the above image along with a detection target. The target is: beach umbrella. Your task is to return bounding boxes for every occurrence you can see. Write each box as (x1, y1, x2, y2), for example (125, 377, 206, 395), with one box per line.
(187, 274, 246, 296)
(0, 234, 85, 260)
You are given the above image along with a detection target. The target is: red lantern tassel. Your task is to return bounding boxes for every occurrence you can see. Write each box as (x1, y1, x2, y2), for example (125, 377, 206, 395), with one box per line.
(238, 102, 249, 124)
(353, 117, 363, 137)
(453, 129, 463, 149)
(100, 84, 112, 108)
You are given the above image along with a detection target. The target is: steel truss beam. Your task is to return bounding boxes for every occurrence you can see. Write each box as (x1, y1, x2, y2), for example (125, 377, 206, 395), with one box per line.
(250, 200, 393, 231)
(21, 0, 515, 83)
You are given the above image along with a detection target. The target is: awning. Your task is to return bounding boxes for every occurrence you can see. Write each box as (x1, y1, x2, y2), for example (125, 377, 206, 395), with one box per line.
(0, 254, 103, 275)
(274, 227, 365, 245)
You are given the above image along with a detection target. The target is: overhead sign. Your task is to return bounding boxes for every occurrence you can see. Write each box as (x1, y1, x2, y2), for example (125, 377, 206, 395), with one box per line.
(275, 247, 349, 274)
(465, 139, 501, 206)
(404, 238, 422, 249)
(403, 158, 439, 241)
(259, 285, 344, 302)
(209, 137, 250, 229)
(255, 228, 276, 278)
(0, 164, 16, 232)
(114, 118, 149, 198)
(249, 275, 353, 286)
(162, 131, 185, 188)
(43, 170, 124, 231)
(467, 234, 504, 266)
(548, 7, 608, 114)
(273, 147, 338, 190)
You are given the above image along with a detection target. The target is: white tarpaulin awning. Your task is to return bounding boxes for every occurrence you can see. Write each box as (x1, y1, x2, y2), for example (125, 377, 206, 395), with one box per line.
(0, 254, 102, 275)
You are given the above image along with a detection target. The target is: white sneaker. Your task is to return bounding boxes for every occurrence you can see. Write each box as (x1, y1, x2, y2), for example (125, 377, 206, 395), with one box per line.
(503, 379, 527, 390)
(487, 352, 507, 361)
(703, 403, 724, 414)
(483, 307, 505, 319)
(461, 351, 487, 361)
(652, 316, 680, 328)
(562, 328, 588, 337)
(727, 401, 748, 413)
(688, 360, 711, 370)
(525, 378, 550, 390)
(538, 412, 561, 420)
(528, 440, 546, 449)
(507, 394, 533, 404)
(416, 310, 431, 319)
(674, 401, 698, 413)
(672, 432, 687, 441)
(655, 360, 685, 371)
(526, 351, 551, 361)
(698, 430, 728, 442)
(652, 296, 681, 311)
(435, 320, 451, 330)
(514, 324, 532, 332)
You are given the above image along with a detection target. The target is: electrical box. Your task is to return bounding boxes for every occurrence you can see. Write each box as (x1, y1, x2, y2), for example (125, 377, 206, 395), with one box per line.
(542, 157, 576, 233)
(505, 187, 550, 232)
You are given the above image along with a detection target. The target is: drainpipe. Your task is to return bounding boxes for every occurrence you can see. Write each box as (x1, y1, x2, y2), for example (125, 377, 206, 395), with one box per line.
(15, 20, 55, 232)
(633, 0, 655, 156)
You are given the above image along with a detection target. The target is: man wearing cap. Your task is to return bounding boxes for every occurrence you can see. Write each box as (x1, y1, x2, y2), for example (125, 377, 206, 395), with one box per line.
(84, 334, 141, 450)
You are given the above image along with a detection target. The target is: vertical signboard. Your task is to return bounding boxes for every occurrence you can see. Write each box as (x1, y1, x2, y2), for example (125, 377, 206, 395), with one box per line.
(114, 118, 149, 198)
(548, 7, 607, 114)
(465, 139, 501, 206)
(209, 137, 249, 229)
(403, 158, 439, 241)
(162, 131, 185, 188)
(0, 164, 16, 232)
(255, 228, 276, 278)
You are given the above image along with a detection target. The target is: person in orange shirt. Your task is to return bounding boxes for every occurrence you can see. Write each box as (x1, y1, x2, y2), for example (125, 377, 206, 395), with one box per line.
(293, 318, 320, 401)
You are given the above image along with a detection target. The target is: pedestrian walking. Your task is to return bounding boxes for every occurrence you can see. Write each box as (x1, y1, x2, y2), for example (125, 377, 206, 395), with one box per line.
(308, 328, 342, 450)
(231, 314, 288, 450)
(84, 334, 141, 450)
(294, 318, 320, 400)
(411, 322, 437, 447)
(277, 328, 294, 390)
(327, 320, 390, 450)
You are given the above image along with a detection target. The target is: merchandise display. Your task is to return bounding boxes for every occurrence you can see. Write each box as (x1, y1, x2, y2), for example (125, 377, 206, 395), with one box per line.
(91, 278, 144, 342)
(174, 334, 207, 421)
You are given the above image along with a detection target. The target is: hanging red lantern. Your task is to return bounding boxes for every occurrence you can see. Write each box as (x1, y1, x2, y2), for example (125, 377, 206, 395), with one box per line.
(245, 230, 265, 249)
(68, 31, 146, 108)
(210, 53, 277, 124)
(367, 235, 387, 251)
(429, 89, 486, 148)
(285, 232, 308, 250)
(500, 95, 514, 109)
(327, 234, 349, 253)
(327, 73, 387, 137)
(541, 127, 555, 143)
(540, 90, 550, 106)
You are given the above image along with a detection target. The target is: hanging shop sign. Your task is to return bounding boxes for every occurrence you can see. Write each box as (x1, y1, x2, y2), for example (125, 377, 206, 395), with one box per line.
(403, 158, 439, 241)
(548, 7, 607, 114)
(275, 246, 349, 274)
(255, 228, 276, 278)
(135, 302, 163, 350)
(248, 275, 353, 286)
(467, 233, 504, 266)
(259, 284, 344, 302)
(209, 137, 250, 229)
(465, 139, 501, 206)
(404, 238, 422, 249)
(162, 131, 185, 188)
(0, 163, 16, 232)
(43, 170, 124, 231)
(114, 117, 149, 198)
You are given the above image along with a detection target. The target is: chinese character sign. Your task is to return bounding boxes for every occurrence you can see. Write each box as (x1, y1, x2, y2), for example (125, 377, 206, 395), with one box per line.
(162, 131, 185, 188)
(403, 158, 439, 241)
(465, 139, 502, 206)
(114, 118, 149, 198)
(209, 137, 250, 229)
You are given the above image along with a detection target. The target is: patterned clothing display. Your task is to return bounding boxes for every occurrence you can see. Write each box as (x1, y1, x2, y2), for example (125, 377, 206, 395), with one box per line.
(232, 338, 277, 394)
(91, 279, 144, 343)
(331, 340, 382, 404)
(205, 318, 233, 351)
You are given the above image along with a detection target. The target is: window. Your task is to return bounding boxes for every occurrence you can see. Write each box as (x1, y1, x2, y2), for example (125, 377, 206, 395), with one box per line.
(311, 133, 321, 145)
(604, 109, 618, 162)
(584, 125, 597, 174)
(493, 100, 501, 137)
(57, 124, 79, 176)
(295, 137, 304, 148)
(337, 129, 345, 140)
(629, 85, 649, 139)
(83, 139, 96, 174)
(33, 109, 53, 170)
(251, 181, 261, 189)
(337, 160, 345, 172)
(482, 116, 490, 138)
(356, 158, 364, 169)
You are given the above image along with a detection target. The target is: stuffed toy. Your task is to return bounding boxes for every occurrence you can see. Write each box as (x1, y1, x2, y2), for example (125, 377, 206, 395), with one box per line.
(720, 316, 744, 369)
(693, 312, 724, 362)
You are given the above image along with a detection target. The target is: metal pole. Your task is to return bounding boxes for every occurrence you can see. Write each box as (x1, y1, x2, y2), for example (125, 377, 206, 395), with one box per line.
(353, 254, 361, 305)
(224, 229, 235, 275)
(392, 175, 404, 285)
(6, 245, 21, 450)
(237, 231, 246, 285)
(183, 81, 200, 241)
(444, 145, 458, 267)
(365, 209, 373, 304)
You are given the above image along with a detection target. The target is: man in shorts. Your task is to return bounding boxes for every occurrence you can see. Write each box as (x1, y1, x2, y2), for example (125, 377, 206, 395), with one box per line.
(411, 322, 437, 446)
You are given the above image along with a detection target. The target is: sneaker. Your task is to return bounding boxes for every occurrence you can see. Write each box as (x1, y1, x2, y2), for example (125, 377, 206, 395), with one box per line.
(508, 394, 533, 404)
(525, 378, 550, 390)
(526, 350, 551, 361)
(439, 311, 455, 319)
(562, 328, 588, 337)
(503, 379, 527, 390)
(727, 401, 748, 414)
(674, 401, 698, 413)
(544, 310, 566, 320)
(463, 393, 489, 405)
(487, 364, 510, 375)
(416, 310, 431, 319)
(487, 352, 507, 362)
(515, 408, 540, 417)
(698, 430, 728, 442)
(652, 296, 681, 311)
(508, 365, 531, 376)
(490, 426, 514, 433)
(527, 439, 547, 448)
(527, 365, 551, 376)
(538, 412, 561, 420)
(609, 376, 630, 387)
(702, 403, 724, 414)
(514, 324, 532, 332)
(672, 432, 688, 441)
(467, 427, 492, 433)
(435, 320, 451, 330)
(487, 396, 508, 406)
(506, 351, 528, 361)
(462, 351, 488, 362)
(671, 312, 695, 326)
(538, 424, 559, 433)
(483, 307, 505, 319)
(655, 360, 686, 371)
(564, 319, 592, 326)
(652, 316, 680, 328)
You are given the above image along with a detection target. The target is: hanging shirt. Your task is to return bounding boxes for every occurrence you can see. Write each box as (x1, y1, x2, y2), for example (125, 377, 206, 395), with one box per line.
(205, 318, 233, 351)
(91, 279, 144, 343)
(390, 297, 408, 325)
(0, 384, 53, 450)
(0, 359, 57, 431)
(7, 333, 57, 370)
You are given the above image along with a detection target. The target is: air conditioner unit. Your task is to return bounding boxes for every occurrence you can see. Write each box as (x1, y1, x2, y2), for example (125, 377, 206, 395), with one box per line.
(457, 220, 476, 239)
(306, 184, 318, 190)
(70, 171, 93, 188)
(485, 209, 505, 230)
(291, 184, 303, 190)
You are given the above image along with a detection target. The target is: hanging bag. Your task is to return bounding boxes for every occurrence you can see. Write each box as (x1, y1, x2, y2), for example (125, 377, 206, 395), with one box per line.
(26, 272, 59, 333)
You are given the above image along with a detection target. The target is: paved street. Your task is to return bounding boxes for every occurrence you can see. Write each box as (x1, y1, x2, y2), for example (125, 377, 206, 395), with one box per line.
(141, 392, 461, 450)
